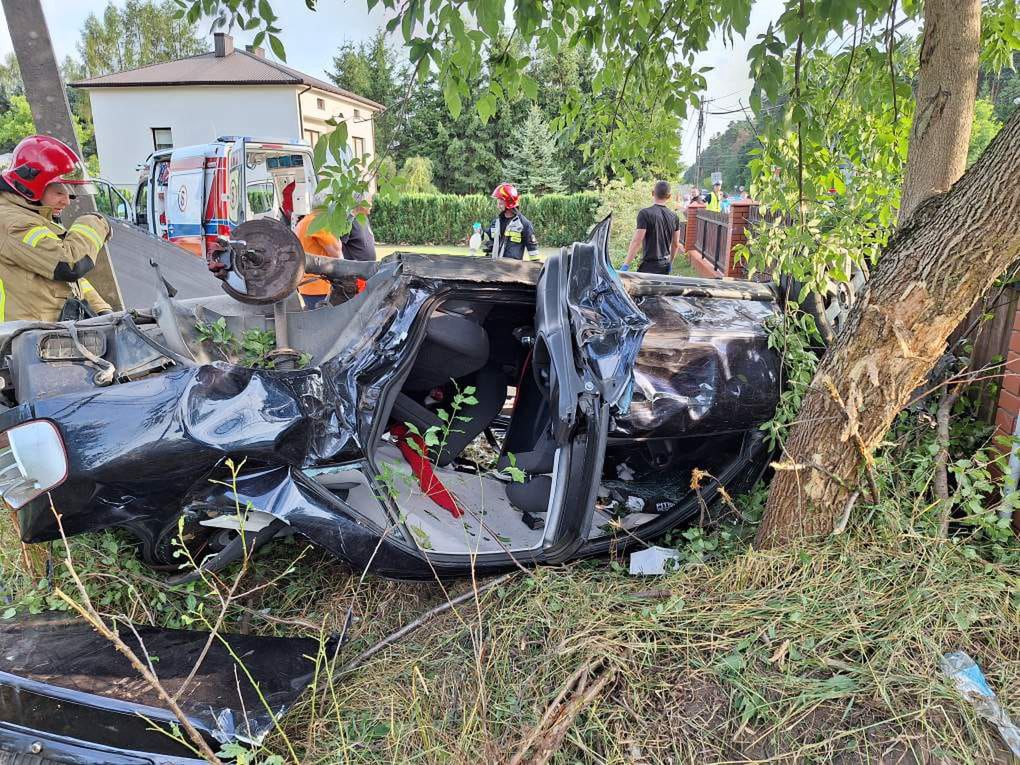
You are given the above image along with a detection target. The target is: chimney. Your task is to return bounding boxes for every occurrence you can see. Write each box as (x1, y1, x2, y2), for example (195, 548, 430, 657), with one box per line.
(214, 32, 233, 57)
(246, 44, 265, 58)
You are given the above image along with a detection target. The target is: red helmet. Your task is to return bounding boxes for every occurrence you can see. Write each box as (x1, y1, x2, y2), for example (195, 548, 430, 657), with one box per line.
(491, 182, 520, 209)
(1, 135, 92, 202)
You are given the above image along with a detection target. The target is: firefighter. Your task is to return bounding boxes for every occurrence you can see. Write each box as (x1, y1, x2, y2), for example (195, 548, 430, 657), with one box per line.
(0, 135, 112, 322)
(483, 183, 538, 260)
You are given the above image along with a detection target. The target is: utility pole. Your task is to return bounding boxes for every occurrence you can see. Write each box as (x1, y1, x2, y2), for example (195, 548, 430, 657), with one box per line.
(693, 99, 706, 191)
(1, 0, 123, 309)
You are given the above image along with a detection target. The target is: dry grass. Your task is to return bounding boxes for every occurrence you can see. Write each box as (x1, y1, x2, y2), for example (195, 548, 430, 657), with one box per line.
(2, 513, 1017, 763)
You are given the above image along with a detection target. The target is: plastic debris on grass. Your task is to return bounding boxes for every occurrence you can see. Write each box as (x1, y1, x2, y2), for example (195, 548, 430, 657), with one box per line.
(941, 650, 1020, 756)
(629, 546, 681, 575)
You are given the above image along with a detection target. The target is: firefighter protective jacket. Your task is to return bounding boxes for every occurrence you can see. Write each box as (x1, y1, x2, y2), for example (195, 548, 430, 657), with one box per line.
(0, 192, 111, 321)
(483, 211, 539, 260)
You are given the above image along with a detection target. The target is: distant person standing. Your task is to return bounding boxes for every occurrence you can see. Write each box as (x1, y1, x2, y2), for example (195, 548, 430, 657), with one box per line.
(706, 181, 723, 212)
(483, 183, 539, 260)
(620, 180, 681, 275)
(468, 221, 483, 255)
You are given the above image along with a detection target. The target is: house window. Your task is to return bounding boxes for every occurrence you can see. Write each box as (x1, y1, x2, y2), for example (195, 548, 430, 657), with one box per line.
(351, 136, 365, 159)
(304, 129, 320, 146)
(152, 127, 173, 151)
(353, 108, 361, 120)
(316, 97, 325, 110)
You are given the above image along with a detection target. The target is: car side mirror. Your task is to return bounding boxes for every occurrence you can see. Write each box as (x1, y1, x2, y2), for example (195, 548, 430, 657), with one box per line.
(208, 219, 305, 304)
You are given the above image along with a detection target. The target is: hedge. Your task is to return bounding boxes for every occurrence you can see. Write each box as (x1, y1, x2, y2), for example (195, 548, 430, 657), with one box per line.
(371, 192, 602, 247)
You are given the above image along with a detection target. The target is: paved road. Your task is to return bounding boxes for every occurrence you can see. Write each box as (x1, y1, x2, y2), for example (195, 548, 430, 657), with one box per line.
(106, 221, 222, 309)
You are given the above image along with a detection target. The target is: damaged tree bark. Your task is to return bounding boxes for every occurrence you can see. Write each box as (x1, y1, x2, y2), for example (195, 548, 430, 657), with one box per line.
(755, 110, 1020, 548)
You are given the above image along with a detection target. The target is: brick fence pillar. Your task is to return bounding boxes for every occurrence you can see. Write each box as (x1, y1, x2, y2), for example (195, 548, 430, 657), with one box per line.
(684, 202, 702, 254)
(726, 200, 755, 278)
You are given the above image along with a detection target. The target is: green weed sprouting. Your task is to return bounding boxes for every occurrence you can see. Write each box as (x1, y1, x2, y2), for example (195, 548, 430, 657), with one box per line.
(194, 318, 310, 369)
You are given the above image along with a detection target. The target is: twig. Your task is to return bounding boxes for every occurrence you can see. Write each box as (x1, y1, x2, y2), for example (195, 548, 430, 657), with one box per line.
(509, 655, 617, 765)
(794, 0, 806, 224)
(49, 508, 223, 765)
(886, 0, 898, 123)
(823, 15, 860, 125)
(831, 490, 859, 535)
(934, 384, 964, 537)
(339, 572, 516, 675)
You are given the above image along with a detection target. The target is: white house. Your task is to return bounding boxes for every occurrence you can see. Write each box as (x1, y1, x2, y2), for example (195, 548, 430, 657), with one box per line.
(72, 33, 383, 188)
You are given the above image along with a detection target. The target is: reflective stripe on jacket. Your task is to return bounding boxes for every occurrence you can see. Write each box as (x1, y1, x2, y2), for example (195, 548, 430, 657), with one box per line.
(0, 192, 111, 322)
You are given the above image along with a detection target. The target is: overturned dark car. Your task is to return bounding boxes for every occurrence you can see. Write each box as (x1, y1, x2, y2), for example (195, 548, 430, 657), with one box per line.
(0, 218, 780, 578)
(0, 218, 781, 761)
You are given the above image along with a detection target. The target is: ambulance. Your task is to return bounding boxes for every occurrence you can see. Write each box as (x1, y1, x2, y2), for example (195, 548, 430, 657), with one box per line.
(99, 136, 316, 257)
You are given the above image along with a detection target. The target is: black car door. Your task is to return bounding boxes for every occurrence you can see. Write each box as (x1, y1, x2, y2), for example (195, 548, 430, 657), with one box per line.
(534, 217, 650, 561)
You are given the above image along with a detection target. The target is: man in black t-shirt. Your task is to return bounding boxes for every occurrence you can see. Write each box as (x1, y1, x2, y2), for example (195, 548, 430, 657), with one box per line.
(621, 180, 681, 275)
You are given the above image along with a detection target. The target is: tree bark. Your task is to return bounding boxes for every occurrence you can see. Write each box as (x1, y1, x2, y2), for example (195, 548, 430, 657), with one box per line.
(755, 109, 1020, 548)
(898, 0, 982, 221)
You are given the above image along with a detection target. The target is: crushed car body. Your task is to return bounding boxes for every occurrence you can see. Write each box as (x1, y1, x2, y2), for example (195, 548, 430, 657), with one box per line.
(0, 217, 780, 577)
(0, 217, 780, 759)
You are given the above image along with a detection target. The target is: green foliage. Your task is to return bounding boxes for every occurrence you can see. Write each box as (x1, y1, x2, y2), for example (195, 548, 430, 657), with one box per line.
(685, 118, 759, 190)
(328, 30, 404, 152)
(399, 156, 438, 193)
(195, 318, 306, 369)
(742, 40, 916, 298)
(980, 0, 1020, 73)
(0, 95, 94, 157)
(760, 306, 821, 451)
(195, 316, 236, 356)
(0, 95, 35, 154)
(502, 105, 566, 194)
(371, 191, 601, 246)
(873, 402, 1019, 563)
(0, 53, 21, 97)
(967, 99, 1004, 166)
(240, 328, 277, 369)
(596, 180, 658, 261)
(308, 119, 389, 238)
(79, 1, 205, 78)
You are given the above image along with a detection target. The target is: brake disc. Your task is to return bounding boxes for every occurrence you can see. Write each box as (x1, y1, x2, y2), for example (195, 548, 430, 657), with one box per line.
(218, 219, 305, 305)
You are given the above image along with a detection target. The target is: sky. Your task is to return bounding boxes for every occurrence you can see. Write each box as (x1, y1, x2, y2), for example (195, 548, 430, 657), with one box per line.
(0, 0, 785, 165)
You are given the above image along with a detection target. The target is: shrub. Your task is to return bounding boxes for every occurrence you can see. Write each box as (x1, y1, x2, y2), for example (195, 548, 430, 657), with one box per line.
(371, 192, 601, 247)
(597, 180, 658, 260)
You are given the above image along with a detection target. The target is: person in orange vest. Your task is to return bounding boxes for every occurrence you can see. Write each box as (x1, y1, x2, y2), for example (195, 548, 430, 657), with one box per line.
(295, 191, 343, 308)
(0, 135, 112, 322)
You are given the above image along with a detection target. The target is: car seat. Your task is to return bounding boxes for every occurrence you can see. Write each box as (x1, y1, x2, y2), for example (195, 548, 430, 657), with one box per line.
(392, 313, 506, 466)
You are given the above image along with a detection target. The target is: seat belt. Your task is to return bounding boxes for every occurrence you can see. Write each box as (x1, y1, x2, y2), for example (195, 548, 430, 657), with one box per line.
(389, 423, 464, 518)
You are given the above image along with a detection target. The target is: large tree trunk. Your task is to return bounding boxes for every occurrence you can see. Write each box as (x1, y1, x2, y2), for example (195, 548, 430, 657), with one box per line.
(755, 109, 1020, 547)
(899, 0, 982, 221)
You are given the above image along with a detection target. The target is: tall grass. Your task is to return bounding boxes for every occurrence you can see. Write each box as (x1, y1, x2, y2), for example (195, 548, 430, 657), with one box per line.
(3, 514, 1015, 763)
